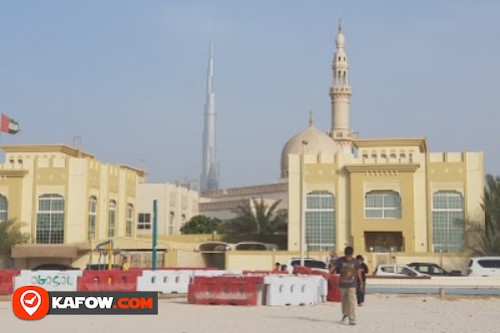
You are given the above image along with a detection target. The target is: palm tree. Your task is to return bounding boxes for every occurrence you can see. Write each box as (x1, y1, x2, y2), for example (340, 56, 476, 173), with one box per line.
(220, 198, 287, 248)
(0, 219, 30, 256)
(467, 174, 500, 256)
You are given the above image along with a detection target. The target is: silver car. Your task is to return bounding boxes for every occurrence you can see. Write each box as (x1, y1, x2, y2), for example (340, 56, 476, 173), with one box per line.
(374, 264, 428, 277)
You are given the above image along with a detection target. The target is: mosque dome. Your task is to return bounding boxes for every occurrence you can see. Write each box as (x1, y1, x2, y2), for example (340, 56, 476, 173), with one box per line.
(280, 120, 340, 178)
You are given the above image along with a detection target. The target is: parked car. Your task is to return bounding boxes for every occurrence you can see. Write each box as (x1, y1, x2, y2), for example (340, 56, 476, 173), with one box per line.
(407, 262, 462, 276)
(284, 258, 329, 274)
(467, 257, 500, 277)
(373, 264, 428, 277)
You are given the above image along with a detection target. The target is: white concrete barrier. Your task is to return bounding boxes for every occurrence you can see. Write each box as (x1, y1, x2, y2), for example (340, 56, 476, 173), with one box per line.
(264, 275, 326, 306)
(14, 270, 82, 291)
(137, 269, 243, 294)
(138, 270, 192, 294)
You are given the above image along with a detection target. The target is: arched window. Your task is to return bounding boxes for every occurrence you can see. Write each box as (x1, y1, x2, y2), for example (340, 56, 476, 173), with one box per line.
(126, 204, 133, 237)
(0, 194, 8, 221)
(432, 191, 464, 252)
(365, 191, 402, 219)
(305, 191, 335, 251)
(36, 194, 65, 244)
(88, 196, 97, 241)
(108, 200, 116, 238)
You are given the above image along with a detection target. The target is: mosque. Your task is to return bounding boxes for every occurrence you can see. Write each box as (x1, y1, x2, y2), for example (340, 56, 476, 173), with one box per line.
(201, 22, 485, 257)
(0, 22, 485, 271)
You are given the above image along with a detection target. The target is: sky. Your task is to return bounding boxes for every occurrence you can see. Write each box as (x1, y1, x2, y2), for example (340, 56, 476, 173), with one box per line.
(0, 1, 499, 188)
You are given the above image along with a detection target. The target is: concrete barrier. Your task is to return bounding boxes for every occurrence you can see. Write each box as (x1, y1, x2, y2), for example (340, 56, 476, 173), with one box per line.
(137, 269, 243, 294)
(264, 275, 326, 306)
(14, 270, 82, 291)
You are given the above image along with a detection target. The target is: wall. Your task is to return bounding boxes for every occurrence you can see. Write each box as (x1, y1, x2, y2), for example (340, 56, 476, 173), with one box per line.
(136, 183, 199, 236)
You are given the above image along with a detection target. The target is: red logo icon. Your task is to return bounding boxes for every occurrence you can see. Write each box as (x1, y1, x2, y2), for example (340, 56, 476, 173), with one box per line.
(12, 286, 50, 320)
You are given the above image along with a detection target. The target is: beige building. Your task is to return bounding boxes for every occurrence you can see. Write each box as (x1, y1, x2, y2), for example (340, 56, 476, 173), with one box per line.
(201, 22, 485, 264)
(200, 182, 287, 221)
(0, 144, 146, 268)
(136, 183, 199, 236)
(285, 23, 484, 257)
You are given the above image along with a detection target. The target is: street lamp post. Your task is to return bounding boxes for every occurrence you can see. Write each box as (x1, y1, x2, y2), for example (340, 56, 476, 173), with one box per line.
(299, 140, 308, 266)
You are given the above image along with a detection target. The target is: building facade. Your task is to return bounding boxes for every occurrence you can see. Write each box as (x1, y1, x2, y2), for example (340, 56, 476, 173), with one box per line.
(287, 140, 484, 254)
(285, 23, 484, 256)
(200, 182, 287, 221)
(136, 183, 199, 236)
(0, 144, 148, 268)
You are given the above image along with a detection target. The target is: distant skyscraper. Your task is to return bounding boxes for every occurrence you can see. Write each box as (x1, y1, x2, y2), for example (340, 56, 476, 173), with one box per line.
(200, 42, 219, 192)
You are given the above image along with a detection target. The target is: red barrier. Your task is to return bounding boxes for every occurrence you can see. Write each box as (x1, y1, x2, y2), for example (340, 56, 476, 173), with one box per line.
(162, 267, 217, 270)
(0, 270, 20, 295)
(327, 274, 341, 302)
(242, 270, 288, 276)
(292, 266, 312, 275)
(243, 270, 272, 275)
(78, 270, 142, 292)
(310, 270, 330, 279)
(188, 276, 264, 306)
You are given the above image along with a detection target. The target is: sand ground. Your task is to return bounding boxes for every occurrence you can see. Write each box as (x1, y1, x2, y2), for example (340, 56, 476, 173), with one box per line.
(1, 294, 499, 333)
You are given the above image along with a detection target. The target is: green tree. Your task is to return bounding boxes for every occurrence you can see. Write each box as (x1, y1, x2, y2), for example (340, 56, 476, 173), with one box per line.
(180, 215, 221, 234)
(467, 174, 500, 256)
(220, 198, 287, 248)
(0, 219, 30, 256)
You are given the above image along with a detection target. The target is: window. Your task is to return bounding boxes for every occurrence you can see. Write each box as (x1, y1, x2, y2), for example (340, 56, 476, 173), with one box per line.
(88, 196, 97, 241)
(478, 260, 500, 268)
(169, 212, 175, 235)
(108, 200, 116, 238)
(381, 266, 394, 273)
(138, 213, 151, 230)
(365, 191, 401, 219)
(432, 191, 464, 252)
(305, 191, 335, 251)
(36, 194, 64, 244)
(126, 204, 133, 237)
(0, 194, 8, 221)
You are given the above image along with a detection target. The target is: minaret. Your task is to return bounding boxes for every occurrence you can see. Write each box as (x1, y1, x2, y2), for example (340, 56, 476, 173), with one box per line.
(330, 20, 353, 152)
(201, 41, 219, 192)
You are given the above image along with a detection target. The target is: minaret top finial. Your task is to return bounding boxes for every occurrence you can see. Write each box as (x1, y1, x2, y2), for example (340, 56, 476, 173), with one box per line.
(308, 109, 314, 126)
(335, 18, 345, 48)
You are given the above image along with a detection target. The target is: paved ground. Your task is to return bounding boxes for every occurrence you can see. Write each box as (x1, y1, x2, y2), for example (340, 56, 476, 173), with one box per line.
(1, 294, 499, 333)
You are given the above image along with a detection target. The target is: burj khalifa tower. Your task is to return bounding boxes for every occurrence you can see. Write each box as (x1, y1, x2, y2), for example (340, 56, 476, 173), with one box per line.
(200, 41, 219, 192)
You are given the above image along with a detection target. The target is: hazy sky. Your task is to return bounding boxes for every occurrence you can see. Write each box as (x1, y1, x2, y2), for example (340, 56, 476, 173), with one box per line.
(1, 1, 499, 188)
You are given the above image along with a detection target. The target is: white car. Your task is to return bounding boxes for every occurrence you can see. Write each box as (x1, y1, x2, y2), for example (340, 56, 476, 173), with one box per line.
(467, 257, 500, 277)
(284, 258, 329, 274)
(374, 264, 428, 277)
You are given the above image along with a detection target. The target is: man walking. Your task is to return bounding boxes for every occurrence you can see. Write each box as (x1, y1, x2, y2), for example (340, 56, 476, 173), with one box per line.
(331, 246, 363, 326)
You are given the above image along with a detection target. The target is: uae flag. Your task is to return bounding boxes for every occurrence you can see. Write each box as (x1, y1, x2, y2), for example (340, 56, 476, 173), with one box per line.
(0, 113, 20, 134)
